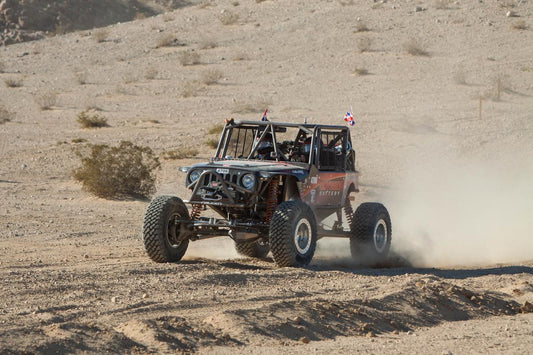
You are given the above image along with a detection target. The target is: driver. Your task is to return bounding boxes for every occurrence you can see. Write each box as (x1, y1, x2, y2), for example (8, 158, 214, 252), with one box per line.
(255, 132, 274, 159)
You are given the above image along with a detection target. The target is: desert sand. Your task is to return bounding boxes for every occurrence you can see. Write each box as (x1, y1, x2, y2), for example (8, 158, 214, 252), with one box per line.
(1, 0, 532, 353)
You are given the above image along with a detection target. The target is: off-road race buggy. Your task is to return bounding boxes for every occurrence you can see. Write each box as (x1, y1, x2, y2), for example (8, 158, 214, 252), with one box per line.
(143, 119, 391, 267)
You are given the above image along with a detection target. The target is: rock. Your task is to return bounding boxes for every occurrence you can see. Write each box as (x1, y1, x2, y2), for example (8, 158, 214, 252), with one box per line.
(292, 316, 303, 324)
(506, 11, 517, 18)
(142, 293, 147, 299)
(366, 331, 375, 338)
(441, 351, 453, 355)
(415, 6, 425, 12)
(300, 336, 310, 344)
(111, 296, 117, 303)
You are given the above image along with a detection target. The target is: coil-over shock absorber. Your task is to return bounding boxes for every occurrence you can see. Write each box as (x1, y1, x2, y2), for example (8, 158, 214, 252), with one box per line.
(264, 176, 280, 223)
(190, 203, 203, 220)
(344, 194, 354, 229)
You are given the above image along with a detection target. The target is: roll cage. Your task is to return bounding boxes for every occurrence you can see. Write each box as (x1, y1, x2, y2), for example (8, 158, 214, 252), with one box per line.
(214, 120, 355, 171)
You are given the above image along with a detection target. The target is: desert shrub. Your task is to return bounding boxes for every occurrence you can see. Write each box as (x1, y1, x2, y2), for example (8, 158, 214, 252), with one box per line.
(199, 38, 217, 49)
(403, 38, 429, 56)
(208, 123, 224, 135)
(434, 0, 452, 9)
(73, 141, 160, 199)
(219, 11, 239, 25)
(232, 52, 248, 61)
(338, 0, 355, 5)
(453, 68, 467, 85)
(0, 104, 12, 124)
(71, 138, 88, 143)
(357, 37, 372, 53)
(205, 138, 219, 149)
(353, 67, 369, 76)
(145, 67, 158, 80)
(0, 60, 5, 73)
(77, 110, 108, 128)
(511, 20, 528, 30)
(35, 92, 57, 110)
(163, 13, 174, 22)
(93, 29, 109, 43)
(201, 69, 223, 85)
(181, 80, 204, 98)
(161, 147, 199, 160)
(355, 21, 369, 32)
(231, 99, 272, 114)
(4, 77, 23, 88)
(179, 50, 201, 66)
(157, 34, 178, 48)
(484, 74, 512, 101)
(75, 70, 88, 85)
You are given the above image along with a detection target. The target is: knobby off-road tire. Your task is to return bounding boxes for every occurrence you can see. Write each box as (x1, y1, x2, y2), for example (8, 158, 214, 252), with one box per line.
(269, 200, 317, 267)
(350, 202, 391, 266)
(234, 240, 270, 258)
(143, 195, 190, 263)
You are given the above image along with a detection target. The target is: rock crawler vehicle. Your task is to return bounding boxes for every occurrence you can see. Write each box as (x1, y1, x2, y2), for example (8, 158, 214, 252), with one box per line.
(143, 119, 391, 267)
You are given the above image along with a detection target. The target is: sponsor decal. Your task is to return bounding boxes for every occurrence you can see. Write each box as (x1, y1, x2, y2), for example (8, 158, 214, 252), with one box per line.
(216, 168, 229, 174)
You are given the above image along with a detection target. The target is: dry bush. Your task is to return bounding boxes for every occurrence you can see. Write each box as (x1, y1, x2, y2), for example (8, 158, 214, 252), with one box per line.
(484, 74, 512, 101)
(338, 0, 355, 6)
(73, 141, 160, 199)
(355, 21, 370, 32)
(0, 104, 12, 124)
(357, 37, 372, 53)
(231, 99, 272, 114)
(77, 110, 108, 128)
(511, 20, 528, 30)
(0, 60, 5, 73)
(232, 52, 248, 61)
(123, 72, 138, 84)
(198, 1, 214, 9)
(199, 38, 217, 49)
(75, 70, 88, 85)
(161, 147, 199, 160)
(35, 92, 57, 110)
(232, 1, 240, 6)
(71, 138, 88, 144)
(93, 29, 109, 43)
(145, 67, 158, 80)
(208, 123, 224, 135)
(205, 138, 219, 149)
(163, 13, 174, 22)
(181, 80, 204, 98)
(219, 11, 239, 25)
(403, 38, 429, 56)
(201, 69, 223, 85)
(353, 67, 369, 76)
(453, 67, 467, 85)
(179, 50, 201, 66)
(156, 33, 178, 48)
(434, 0, 452, 9)
(4, 77, 23, 88)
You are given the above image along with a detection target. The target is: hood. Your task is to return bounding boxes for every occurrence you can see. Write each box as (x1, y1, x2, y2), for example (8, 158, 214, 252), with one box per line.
(185, 160, 309, 180)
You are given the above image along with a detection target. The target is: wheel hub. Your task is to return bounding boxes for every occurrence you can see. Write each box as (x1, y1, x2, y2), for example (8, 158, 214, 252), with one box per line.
(294, 218, 312, 254)
(373, 219, 388, 253)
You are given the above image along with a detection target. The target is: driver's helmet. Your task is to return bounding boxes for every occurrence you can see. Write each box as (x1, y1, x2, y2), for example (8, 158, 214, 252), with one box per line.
(256, 133, 273, 153)
(303, 137, 312, 154)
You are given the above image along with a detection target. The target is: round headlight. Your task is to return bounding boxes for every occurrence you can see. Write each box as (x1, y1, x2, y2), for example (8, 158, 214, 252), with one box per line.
(241, 174, 256, 190)
(189, 170, 201, 183)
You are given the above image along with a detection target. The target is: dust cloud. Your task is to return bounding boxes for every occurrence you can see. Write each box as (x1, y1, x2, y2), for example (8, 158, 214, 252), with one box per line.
(386, 154, 533, 268)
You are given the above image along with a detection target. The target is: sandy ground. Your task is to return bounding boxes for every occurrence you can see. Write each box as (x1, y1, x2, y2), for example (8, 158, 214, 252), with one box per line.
(1, 0, 533, 353)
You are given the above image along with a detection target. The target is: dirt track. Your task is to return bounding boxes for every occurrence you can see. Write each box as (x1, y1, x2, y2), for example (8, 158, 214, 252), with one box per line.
(1, 0, 533, 353)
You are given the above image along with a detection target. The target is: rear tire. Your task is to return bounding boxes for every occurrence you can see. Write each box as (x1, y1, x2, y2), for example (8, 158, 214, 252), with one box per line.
(143, 195, 189, 263)
(350, 203, 391, 266)
(234, 240, 270, 258)
(269, 200, 317, 267)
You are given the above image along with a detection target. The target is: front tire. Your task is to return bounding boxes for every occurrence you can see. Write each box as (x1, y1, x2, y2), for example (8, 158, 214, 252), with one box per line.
(269, 200, 317, 267)
(350, 203, 391, 265)
(235, 240, 270, 259)
(143, 195, 190, 263)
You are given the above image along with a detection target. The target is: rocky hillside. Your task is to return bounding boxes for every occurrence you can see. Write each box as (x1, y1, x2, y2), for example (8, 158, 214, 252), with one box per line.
(0, 0, 195, 45)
